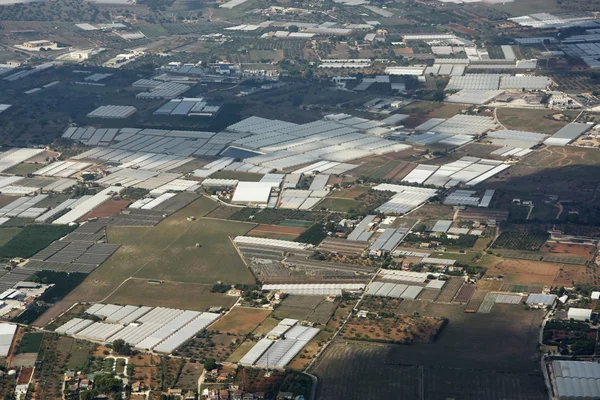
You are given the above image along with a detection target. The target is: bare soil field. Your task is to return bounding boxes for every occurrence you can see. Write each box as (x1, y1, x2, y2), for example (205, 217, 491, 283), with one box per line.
(540, 242, 595, 260)
(32, 299, 75, 327)
(79, 200, 131, 221)
(553, 264, 600, 286)
(486, 259, 561, 286)
(247, 224, 305, 239)
(209, 307, 271, 335)
(341, 313, 444, 344)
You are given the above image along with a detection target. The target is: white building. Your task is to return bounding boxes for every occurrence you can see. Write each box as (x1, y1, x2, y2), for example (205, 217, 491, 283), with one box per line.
(568, 307, 592, 321)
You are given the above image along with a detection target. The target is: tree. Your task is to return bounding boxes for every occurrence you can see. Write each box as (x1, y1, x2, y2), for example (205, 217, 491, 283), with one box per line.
(112, 339, 132, 356)
(203, 358, 217, 370)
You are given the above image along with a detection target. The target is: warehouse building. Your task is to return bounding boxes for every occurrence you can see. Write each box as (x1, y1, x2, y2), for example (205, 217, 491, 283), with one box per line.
(0, 323, 16, 357)
(544, 123, 591, 146)
(567, 307, 593, 321)
(231, 182, 273, 206)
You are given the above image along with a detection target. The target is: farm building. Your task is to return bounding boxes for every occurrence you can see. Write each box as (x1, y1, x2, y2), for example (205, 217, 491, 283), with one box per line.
(544, 123, 591, 146)
(567, 307, 592, 321)
(0, 323, 16, 357)
(231, 182, 273, 206)
(526, 293, 557, 308)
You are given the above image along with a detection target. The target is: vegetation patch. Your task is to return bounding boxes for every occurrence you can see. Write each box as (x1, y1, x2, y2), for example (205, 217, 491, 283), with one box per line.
(0, 224, 75, 258)
(230, 208, 327, 225)
(493, 230, 550, 251)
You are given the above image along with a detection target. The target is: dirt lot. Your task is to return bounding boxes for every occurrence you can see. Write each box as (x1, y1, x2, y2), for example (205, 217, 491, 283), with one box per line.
(32, 299, 76, 327)
(247, 224, 305, 240)
(486, 259, 561, 286)
(342, 312, 444, 344)
(553, 264, 600, 286)
(79, 200, 131, 221)
(210, 307, 271, 335)
(540, 242, 596, 260)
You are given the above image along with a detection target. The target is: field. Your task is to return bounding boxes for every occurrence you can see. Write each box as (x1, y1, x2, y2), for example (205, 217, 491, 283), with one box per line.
(495, 109, 576, 134)
(210, 170, 264, 182)
(312, 302, 546, 399)
(540, 242, 595, 260)
(79, 200, 131, 220)
(0, 227, 22, 247)
(493, 230, 549, 251)
(230, 208, 327, 225)
(485, 259, 561, 286)
(316, 198, 359, 213)
(247, 224, 305, 240)
(342, 312, 444, 344)
(0, 224, 75, 258)
(209, 307, 271, 335)
(63, 197, 254, 305)
(273, 296, 339, 325)
(176, 330, 244, 361)
(16, 333, 44, 353)
(312, 342, 546, 400)
(105, 279, 237, 311)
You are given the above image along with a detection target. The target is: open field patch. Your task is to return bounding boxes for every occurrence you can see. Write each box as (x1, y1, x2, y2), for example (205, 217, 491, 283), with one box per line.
(209, 307, 271, 335)
(486, 259, 561, 286)
(64, 197, 254, 303)
(105, 279, 237, 311)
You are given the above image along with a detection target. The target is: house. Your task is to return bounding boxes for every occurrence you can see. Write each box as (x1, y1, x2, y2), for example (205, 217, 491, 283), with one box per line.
(232, 390, 244, 400)
(217, 372, 229, 382)
(242, 394, 255, 400)
(64, 370, 75, 382)
(184, 391, 195, 400)
(255, 393, 265, 399)
(592, 291, 600, 300)
(207, 389, 219, 400)
(219, 389, 230, 399)
(277, 393, 294, 400)
(357, 310, 369, 318)
(167, 388, 183, 398)
(79, 379, 92, 390)
(131, 382, 144, 392)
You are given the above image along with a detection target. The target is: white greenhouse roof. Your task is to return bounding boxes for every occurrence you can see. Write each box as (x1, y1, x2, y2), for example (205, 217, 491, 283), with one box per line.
(231, 182, 272, 204)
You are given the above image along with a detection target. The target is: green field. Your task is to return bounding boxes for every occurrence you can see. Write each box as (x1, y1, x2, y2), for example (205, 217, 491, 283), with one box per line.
(0, 227, 23, 247)
(279, 219, 315, 228)
(317, 198, 360, 213)
(106, 280, 237, 311)
(65, 197, 254, 304)
(17, 332, 44, 353)
(5, 163, 45, 176)
(0, 225, 75, 258)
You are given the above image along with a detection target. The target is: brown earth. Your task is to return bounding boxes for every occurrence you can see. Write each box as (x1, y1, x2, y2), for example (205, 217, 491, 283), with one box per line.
(79, 200, 131, 221)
